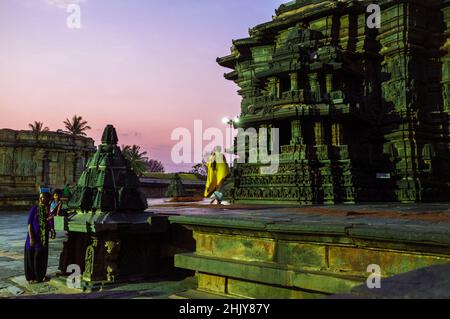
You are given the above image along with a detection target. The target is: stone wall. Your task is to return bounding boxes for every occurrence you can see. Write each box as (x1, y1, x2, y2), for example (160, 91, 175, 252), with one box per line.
(0, 129, 95, 210)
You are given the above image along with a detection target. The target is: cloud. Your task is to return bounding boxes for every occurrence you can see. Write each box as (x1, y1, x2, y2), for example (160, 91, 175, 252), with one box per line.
(46, 0, 86, 9)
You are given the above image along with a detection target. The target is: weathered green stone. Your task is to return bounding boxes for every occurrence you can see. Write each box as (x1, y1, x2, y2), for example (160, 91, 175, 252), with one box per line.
(57, 125, 169, 287)
(218, 0, 450, 204)
(165, 174, 186, 198)
(68, 124, 147, 213)
(170, 207, 450, 298)
(0, 130, 94, 210)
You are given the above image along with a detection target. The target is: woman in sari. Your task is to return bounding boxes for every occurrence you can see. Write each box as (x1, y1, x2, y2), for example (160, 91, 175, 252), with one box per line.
(204, 146, 230, 204)
(24, 190, 56, 284)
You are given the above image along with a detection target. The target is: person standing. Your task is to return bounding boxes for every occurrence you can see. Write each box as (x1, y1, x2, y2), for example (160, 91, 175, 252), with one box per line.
(204, 146, 230, 204)
(49, 189, 63, 217)
(24, 190, 56, 284)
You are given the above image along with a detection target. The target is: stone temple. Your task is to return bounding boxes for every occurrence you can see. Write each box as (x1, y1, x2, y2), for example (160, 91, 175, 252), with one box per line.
(0, 129, 94, 209)
(218, 0, 450, 204)
(56, 125, 170, 286)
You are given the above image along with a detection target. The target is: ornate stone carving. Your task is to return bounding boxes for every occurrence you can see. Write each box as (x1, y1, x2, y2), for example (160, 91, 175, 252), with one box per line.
(105, 240, 121, 282)
(218, 0, 450, 204)
(0, 129, 95, 208)
(83, 237, 98, 282)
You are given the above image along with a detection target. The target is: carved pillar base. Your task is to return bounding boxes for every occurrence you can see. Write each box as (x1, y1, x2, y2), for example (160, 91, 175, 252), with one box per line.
(56, 212, 169, 288)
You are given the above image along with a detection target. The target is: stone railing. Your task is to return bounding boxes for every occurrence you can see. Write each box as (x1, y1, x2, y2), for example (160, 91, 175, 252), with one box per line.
(253, 90, 309, 108)
(279, 144, 328, 161)
(279, 144, 350, 161)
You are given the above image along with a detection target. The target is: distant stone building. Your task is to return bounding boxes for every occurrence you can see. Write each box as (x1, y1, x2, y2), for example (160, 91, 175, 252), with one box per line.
(218, 0, 450, 204)
(0, 129, 95, 209)
(139, 173, 205, 198)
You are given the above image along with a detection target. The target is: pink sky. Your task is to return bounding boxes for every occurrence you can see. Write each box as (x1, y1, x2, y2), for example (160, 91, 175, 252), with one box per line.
(0, 0, 286, 172)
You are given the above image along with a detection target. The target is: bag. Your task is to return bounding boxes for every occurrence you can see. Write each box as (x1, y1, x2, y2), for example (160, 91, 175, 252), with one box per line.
(213, 191, 224, 202)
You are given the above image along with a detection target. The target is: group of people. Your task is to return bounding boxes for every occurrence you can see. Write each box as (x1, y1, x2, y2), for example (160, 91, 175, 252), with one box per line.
(22, 149, 228, 285)
(24, 188, 64, 284)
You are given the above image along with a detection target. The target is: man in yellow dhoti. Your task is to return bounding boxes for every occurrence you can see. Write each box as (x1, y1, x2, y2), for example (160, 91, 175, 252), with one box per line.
(204, 146, 230, 204)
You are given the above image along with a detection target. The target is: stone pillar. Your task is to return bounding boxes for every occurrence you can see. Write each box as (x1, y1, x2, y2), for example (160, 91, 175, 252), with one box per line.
(290, 73, 298, 91)
(326, 73, 333, 94)
(43, 155, 51, 187)
(308, 73, 321, 102)
(65, 153, 74, 185)
(267, 123, 273, 152)
(37, 151, 50, 187)
(314, 122, 325, 145)
(339, 14, 351, 50)
(49, 152, 60, 187)
(34, 149, 45, 188)
(331, 122, 343, 146)
(290, 120, 303, 145)
(0, 149, 13, 176)
(267, 77, 277, 96)
(442, 3, 449, 112)
(74, 152, 85, 182)
(275, 78, 281, 98)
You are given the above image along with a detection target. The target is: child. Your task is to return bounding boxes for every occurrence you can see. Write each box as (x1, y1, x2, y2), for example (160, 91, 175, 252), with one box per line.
(49, 189, 63, 218)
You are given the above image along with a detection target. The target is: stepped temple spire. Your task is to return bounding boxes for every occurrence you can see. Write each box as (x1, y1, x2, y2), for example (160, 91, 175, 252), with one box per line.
(68, 124, 148, 213)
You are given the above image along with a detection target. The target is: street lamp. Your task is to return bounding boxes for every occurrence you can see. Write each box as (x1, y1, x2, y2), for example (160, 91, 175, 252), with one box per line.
(222, 116, 240, 168)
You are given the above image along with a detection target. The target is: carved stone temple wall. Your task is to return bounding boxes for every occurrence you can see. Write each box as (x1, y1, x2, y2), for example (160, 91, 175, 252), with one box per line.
(0, 129, 95, 210)
(218, 0, 450, 204)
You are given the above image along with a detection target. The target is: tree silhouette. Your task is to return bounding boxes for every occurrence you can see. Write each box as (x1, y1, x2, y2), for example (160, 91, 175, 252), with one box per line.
(190, 160, 207, 178)
(122, 144, 149, 176)
(63, 115, 91, 136)
(146, 159, 165, 173)
(28, 121, 49, 133)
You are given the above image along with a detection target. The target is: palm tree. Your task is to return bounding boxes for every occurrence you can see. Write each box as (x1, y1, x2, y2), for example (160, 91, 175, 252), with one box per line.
(122, 144, 149, 176)
(63, 115, 91, 136)
(28, 121, 49, 133)
(146, 159, 165, 173)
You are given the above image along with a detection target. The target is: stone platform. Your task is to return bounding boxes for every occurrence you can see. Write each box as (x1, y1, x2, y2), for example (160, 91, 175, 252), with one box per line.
(0, 211, 198, 299)
(151, 201, 450, 299)
(1, 203, 450, 299)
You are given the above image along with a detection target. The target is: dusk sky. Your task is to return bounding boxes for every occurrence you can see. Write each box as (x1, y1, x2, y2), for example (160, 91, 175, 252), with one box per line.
(0, 0, 286, 172)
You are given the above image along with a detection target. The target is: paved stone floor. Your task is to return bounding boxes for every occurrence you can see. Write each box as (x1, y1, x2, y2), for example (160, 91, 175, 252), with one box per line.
(1, 202, 450, 299)
(151, 201, 450, 237)
(0, 210, 196, 299)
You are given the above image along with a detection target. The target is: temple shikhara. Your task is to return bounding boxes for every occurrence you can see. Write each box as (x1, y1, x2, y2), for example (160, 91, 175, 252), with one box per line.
(218, 0, 450, 204)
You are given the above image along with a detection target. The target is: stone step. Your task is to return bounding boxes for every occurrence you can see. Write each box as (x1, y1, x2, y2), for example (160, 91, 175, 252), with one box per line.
(332, 263, 450, 299)
(175, 253, 365, 298)
(170, 289, 235, 299)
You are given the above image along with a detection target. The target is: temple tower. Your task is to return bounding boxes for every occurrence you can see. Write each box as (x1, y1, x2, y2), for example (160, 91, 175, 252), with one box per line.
(218, 0, 450, 204)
